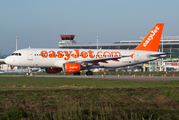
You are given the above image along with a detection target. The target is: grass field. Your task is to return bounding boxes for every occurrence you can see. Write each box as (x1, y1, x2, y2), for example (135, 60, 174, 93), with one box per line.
(0, 76, 179, 119)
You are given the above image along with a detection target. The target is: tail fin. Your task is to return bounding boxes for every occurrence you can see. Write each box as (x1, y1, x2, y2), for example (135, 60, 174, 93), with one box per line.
(133, 23, 164, 52)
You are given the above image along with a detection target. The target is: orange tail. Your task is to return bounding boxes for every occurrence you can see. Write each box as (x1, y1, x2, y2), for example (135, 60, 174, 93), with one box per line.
(133, 23, 164, 52)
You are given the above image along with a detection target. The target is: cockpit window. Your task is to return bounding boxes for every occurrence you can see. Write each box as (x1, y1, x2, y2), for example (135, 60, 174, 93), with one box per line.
(11, 53, 21, 56)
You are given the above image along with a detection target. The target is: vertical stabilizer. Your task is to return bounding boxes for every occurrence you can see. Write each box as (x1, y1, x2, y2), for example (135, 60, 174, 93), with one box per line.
(133, 23, 164, 52)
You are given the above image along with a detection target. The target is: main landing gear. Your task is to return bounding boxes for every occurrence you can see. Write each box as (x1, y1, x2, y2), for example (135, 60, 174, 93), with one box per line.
(73, 72, 80, 75)
(86, 71, 93, 76)
(73, 71, 93, 76)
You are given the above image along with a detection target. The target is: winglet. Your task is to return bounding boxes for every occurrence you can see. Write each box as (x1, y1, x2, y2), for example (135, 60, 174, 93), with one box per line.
(129, 53, 134, 58)
(133, 23, 164, 52)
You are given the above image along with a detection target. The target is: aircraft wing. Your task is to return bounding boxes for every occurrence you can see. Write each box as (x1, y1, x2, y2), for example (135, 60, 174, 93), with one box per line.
(67, 55, 130, 64)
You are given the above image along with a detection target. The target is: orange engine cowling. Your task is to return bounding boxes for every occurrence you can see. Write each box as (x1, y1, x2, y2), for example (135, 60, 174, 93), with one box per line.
(45, 68, 62, 73)
(63, 63, 81, 73)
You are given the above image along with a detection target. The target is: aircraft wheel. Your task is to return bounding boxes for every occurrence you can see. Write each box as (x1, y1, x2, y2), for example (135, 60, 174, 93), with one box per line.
(86, 71, 93, 76)
(73, 72, 80, 75)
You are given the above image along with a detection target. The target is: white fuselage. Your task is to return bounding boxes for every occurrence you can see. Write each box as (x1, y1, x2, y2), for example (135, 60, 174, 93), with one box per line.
(5, 48, 161, 68)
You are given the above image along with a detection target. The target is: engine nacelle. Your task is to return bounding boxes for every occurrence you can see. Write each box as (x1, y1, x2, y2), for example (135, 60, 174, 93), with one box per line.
(45, 68, 62, 74)
(63, 63, 81, 73)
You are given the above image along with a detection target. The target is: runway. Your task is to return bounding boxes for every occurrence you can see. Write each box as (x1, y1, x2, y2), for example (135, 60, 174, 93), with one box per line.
(1, 75, 179, 81)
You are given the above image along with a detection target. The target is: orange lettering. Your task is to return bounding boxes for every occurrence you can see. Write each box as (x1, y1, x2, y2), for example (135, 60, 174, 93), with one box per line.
(81, 51, 88, 58)
(111, 51, 121, 57)
(103, 51, 111, 58)
(41, 50, 122, 60)
(64, 51, 72, 60)
(49, 51, 56, 58)
(57, 51, 64, 58)
(72, 50, 79, 58)
(41, 51, 48, 58)
(88, 50, 95, 58)
(97, 51, 103, 58)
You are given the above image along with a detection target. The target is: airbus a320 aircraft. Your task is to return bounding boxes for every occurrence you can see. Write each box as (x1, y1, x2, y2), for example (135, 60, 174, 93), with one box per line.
(5, 23, 166, 75)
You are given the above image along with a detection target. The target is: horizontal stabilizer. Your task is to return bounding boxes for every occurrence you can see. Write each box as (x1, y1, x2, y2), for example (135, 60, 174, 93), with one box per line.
(148, 52, 172, 57)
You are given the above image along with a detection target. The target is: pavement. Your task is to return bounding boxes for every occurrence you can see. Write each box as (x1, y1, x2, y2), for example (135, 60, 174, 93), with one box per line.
(0, 75, 179, 81)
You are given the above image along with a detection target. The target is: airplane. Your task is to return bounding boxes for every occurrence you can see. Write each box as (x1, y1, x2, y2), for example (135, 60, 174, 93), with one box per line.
(0, 68, 39, 73)
(4, 23, 166, 75)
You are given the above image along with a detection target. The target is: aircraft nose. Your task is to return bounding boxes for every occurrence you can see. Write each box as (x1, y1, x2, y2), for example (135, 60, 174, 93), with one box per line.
(4, 57, 11, 64)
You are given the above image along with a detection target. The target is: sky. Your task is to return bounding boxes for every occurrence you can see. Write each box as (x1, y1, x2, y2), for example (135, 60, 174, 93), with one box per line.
(1, 0, 179, 55)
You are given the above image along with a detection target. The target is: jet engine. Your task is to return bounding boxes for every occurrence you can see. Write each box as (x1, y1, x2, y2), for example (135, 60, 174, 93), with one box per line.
(63, 63, 81, 73)
(45, 68, 62, 73)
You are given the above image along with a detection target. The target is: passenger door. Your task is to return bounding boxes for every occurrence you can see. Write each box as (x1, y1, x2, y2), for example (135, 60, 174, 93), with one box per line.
(27, 49, 33, 60)
(134, 52, 139, 63)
